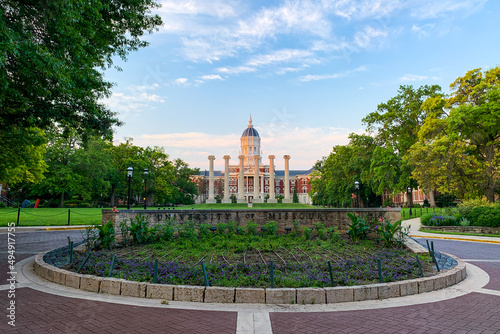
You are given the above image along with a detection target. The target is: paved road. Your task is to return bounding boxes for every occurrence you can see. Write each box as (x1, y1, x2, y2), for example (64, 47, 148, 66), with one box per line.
(0, 229, 499, 333)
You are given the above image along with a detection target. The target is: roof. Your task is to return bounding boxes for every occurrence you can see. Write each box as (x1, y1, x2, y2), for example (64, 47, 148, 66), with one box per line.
(198, 168, 313, 177)
(241, 127, 260, 137)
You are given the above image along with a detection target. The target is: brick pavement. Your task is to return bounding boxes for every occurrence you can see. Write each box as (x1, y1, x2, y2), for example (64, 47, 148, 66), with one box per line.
(0, 287, 237, 334)
(270, 293, 500, 334)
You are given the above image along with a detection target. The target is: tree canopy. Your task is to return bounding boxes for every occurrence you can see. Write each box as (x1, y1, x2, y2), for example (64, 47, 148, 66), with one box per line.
(0, 0, 162, 183)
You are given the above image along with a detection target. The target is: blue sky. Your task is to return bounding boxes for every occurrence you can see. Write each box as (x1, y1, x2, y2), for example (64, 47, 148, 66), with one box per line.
(103, 0, 500, 171)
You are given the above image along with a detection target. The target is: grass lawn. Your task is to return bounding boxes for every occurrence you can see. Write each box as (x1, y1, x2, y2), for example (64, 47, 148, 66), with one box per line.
(171, 203, 320, 210)
(0, 207, 105, 227)
(400, 207, 446, 219)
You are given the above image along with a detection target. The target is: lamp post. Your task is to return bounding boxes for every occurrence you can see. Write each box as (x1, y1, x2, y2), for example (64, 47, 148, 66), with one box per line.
(127, 167, 133, 209)
(354, 181, 360, 208)
(143, 168, 149, 210)
(407, 187, 412, 217)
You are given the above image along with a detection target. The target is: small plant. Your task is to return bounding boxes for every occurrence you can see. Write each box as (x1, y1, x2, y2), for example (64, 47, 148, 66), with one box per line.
(346, 213, 370, 243)
(245, 221, 258, 235)
(95, 221, 115, 250)
(119, 220, 131, 244)
(262, 221, 278, 236)
(129, 214, 151, 244)
(301, 226, 312, 240)
(313, 222, 327, 241)
(157, 220, 176, 241)
(197, 223, 211, 238)
(81, 225, 98, 250)
(459, 217, 471, 226)
(178, 220, 197, 240)
(292, 220, 300, 236)
(327, 227, 341, 243)
(376, 217, 404, 248)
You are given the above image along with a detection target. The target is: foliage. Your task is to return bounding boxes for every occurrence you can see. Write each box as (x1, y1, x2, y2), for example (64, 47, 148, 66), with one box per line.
(375, 217, 406, 248)
(262, 221, 278, 236)
(128, 215, 152, 244)
(422, 215, 458, 226)
(346, 213, 370, 242)
(408, 67, 500, 202)
(458, 217, 471, 227)
(95, 221, 115, 250)
(0, 0, 162, 181)
(293, 187, 299, 203)
(461, 205, 500, 227)
(245, 221, 259, 236)
(81, 225, 99, 250)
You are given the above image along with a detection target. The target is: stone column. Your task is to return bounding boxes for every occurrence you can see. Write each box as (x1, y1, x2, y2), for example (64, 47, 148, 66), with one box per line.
(283, 155, 292, 203)
(253, 155, 263, 203)
(237, 155, 246, 203)
(222, 155, 231, 203)
(267, 155, 277, 203)
(206, 155, 216, 204)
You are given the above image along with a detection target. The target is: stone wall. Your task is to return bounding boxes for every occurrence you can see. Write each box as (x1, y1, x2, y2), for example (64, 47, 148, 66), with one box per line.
(102, 208, 401, 237)
(422, 225, 500, 235)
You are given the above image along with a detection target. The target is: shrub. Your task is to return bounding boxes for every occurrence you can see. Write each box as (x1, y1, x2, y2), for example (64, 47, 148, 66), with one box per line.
(262, 221, 278, 236)
(178, 221, 197, 240)
(157, 220, 176, 241)
(420, 214, 433, 226)
(327, 227, 341, 243)
(458, 199, 500, 227)
(95, 221, 115, 249)
(301, 226, 312, 240)
(459, 217, 471, 226)
(245, 221, 258, 235)
(197, 223, 211, 238)
(376, 218, 405, 248)
(129, 214, 152, 244)
(313, 222, 327, 241)
(346, 213, 369, 242)
(428, 215, 458, 226)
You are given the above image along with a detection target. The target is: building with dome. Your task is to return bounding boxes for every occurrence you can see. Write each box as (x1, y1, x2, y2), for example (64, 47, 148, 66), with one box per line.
(194, 116, 313, 204)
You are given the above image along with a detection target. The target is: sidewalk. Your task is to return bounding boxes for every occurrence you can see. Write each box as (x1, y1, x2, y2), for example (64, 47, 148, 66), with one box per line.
(404, 217, 500, 245)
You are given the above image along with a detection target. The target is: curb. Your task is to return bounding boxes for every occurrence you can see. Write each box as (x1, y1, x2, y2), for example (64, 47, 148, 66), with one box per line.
(33, 251, 467, 305)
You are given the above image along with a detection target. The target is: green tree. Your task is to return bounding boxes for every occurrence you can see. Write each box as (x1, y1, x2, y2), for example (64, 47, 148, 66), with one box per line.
(363, 85, 442, 206)
(311, 134, 380, 207)
(408, 67, 500, 202)
(292, 187, 299, 203)
(0, 0, 162, 183)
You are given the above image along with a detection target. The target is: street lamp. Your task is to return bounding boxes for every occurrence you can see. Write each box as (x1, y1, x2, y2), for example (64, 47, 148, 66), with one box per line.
(127, 167, 133, 209)
(354, 181, 360, 208)
(407, 187, 413, 217)
(143, 168, 149, 210)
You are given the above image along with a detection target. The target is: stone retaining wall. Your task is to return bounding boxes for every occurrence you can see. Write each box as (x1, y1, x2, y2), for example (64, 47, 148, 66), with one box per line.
(102, 208, 401, 240)
(33, 252, 466, 304)
(422, 225, 500, 235)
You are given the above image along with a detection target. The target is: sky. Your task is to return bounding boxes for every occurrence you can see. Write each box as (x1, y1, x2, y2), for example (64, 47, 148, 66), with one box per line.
(103, 0, 500, 171)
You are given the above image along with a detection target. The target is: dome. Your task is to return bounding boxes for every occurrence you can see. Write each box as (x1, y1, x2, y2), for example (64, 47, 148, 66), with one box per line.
(241, 115, 260, 137)
(242, 127, 260, 137)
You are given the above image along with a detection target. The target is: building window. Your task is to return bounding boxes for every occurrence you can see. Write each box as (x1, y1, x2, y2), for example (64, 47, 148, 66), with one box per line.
(275, 187, 280, 194)
(291, 179, 295, 185)
(302, 186, 307, 193)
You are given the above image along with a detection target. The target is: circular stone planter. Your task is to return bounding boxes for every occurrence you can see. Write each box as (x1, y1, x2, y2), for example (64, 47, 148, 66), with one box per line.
(33, 250, 467, 304)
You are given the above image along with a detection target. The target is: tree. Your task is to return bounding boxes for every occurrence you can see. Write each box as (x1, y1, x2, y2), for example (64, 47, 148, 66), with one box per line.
(292, 187, 299, 203)
(363, 85, 442, 206)
(311, 134, 380, 207)
(408, 67, 500, 202)
(0, 0, 162, 183)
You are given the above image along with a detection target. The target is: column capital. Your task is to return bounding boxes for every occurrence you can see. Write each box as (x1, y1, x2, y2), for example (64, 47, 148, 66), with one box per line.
(223, 155, 231, 160)
(254, 155, 260, 161)
(208, 155, 216, 161)
(283, 154, 290, 160)
(268, 155, 275, 160)
(238, 155, 245, 160)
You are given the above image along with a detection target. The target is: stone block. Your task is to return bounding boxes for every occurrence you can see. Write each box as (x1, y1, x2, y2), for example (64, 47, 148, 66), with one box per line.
(378, 283, 400, 299)
(434, 275, 447, 290)
(174, 285, 205, 302)
(235, 288, 265, 304)
(45, 265, 55, 282)
(266, 288, 296, 304)
(296, 288, 326, 304)
(100, 278, 122, 295)
(80, 275, 101, 292)
(147, 283, 174, 300)
(325, 287, 354, 303)
(400, 280, 418, 296)
(353, 285, 378, 301)
(121, 281, 147, 298)
(204, 287, 235, 303)
(445, 271, 456, 287)
(52, 269, 66, 285)
(418, 278, 434, 293)
(65, 272, 81, 289)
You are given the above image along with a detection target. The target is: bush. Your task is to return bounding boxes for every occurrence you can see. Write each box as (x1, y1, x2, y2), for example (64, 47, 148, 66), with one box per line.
(420, 214, 433, 226)
(262, 221, 278, 236)
(458, 200, 500, 227)
(157, 220, 176, 241)
(95, 221, 115, 249)
(428, 215, 458, 226)
(245, 221, 259, 235)
(346, 213, 370, 242)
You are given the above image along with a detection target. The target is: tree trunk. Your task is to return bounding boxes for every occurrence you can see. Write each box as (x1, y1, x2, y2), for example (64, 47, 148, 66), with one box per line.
(486, 187, 496, 203)
(59, 192, 65, 208)
(428, 189, 437, 208)
(110, 185, 116, 207)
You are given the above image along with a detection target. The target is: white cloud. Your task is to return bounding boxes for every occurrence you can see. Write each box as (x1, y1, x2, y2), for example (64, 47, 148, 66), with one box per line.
(200, 74, 224, 80)
(217, 66, 257, 74)
(409, 0, 488, 19)
(399, 74, 428, 82)
(158, 0, 240, 18)
(174, 78, 188, 85)
(299, 66, 367, 82)
(354, 26, 388, 48)
(247, 49, 314, 67)
(411, 23, 435, 38)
